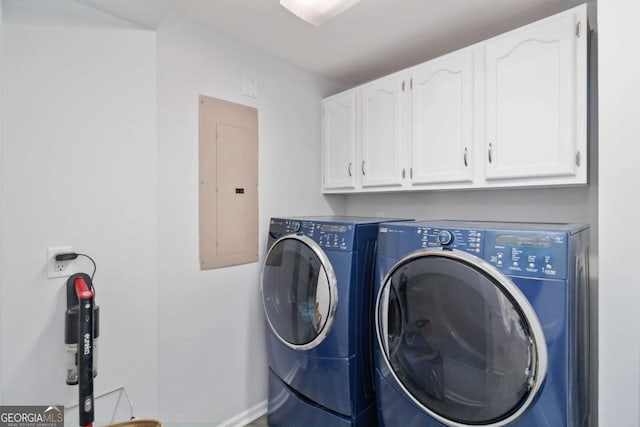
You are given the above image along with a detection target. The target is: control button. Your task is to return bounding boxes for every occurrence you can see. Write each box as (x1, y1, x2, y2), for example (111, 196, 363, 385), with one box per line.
(497, 253, 503, 259)
(512, 261, 519, 267)
(475, 248, 480, 253)
(437, 230, 453, 245)
(292, 222, 300, 232)
(546, 264, 553, 270)
(497, 260, 503, 266)
(529, 263, 535, 269)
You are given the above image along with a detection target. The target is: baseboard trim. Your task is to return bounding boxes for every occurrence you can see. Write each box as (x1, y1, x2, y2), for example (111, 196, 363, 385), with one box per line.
(217, 400, 268, 427)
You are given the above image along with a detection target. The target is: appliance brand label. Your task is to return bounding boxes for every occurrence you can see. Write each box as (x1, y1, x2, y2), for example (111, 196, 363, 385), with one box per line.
(83, 333, 91, 355)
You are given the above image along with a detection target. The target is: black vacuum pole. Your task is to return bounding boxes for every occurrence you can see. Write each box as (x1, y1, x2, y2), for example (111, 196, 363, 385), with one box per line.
(67, 273, 95, 427)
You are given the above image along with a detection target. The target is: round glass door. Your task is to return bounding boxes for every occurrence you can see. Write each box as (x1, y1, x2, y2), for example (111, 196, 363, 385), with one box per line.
(262, 235, 338, 350)
(376, 249, 547, 427)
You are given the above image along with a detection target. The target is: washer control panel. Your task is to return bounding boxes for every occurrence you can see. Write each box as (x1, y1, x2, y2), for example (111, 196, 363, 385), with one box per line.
(484, 230, 568, 279)
(419, 226, 484, 255)
(378, 222, 570, 280)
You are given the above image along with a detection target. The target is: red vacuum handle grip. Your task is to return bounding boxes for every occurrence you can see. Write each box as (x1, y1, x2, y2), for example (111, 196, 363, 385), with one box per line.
(74, 277, 94, 300)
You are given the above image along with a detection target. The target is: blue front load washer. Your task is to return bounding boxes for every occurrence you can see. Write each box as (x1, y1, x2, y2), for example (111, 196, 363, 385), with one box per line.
(374, 221, 590, 427)
(262, 216, 407, 426)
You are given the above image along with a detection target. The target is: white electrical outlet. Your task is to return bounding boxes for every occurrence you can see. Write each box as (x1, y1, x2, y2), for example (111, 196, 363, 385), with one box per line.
(47, 246, 74, 279)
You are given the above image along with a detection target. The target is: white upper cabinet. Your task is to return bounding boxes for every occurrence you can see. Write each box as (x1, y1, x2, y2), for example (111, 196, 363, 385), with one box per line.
(360, 72, 407, 189)
(483, 5, 587, 182)
(411, 49, 475, 185)
(320, 4, 588, 193)
(322, 91, 357, 190)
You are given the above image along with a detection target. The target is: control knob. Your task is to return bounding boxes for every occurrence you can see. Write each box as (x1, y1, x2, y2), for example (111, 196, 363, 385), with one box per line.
(437, 230, 454, 246)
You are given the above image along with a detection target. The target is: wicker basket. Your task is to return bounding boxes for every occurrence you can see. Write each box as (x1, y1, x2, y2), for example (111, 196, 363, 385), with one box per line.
(105, 419, 162, 427)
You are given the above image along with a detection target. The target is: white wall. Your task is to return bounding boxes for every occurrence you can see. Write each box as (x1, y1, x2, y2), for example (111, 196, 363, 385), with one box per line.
(0, 0, 4, 405)
(344, 187, 596, 226)
(0, 0, 158, 422)
(156, 15, 343, 425)
(598, 0, 640, 424)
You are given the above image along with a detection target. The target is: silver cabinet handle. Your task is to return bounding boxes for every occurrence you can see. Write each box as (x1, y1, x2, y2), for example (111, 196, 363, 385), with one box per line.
(362, 161, 366, 176)
(464, 147, 468, 167)
(488, 143, 493, 164)
(348, 162, 352, 177)
(410, 167, 413, 179)
(402, 168, 406, 179)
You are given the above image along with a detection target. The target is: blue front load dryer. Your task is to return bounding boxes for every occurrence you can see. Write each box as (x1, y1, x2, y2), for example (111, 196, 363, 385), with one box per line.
(374, 221, 590, 427)
(262, 217, 407, 426)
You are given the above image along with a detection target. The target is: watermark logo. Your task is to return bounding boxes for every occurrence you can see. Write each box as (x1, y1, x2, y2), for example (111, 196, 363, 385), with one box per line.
(0, 405, 64, 427)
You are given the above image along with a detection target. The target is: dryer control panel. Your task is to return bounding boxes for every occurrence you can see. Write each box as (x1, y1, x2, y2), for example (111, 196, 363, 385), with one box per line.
(300, 221, 355, 252)
(269, 218, 355, 252)
(268, 218, 302, 246)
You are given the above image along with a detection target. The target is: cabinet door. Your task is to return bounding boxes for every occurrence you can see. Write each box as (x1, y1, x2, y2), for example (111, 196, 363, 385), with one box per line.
(411, 49, 474, 185)
(361, 73, 406, 188)
(322, 91, 356, 190)
(484, 8, 584, 180)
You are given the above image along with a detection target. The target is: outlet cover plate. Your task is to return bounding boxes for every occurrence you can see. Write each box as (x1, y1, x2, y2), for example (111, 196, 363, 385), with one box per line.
(241, 78, 257, 98)
(47, 246, 74, 279)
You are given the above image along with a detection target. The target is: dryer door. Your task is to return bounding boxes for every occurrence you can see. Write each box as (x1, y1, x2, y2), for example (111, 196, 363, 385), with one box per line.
(376, 248, 547, 427)
(262, 235, 338, 351)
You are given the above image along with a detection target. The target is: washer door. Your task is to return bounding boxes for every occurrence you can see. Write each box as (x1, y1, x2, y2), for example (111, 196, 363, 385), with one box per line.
(376, 249, 547, 427)
(262, 235, 338, 351)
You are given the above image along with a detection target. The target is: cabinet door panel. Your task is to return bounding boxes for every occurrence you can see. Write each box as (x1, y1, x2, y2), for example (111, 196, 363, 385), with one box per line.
(322, 92, 356, 190)
(411, 50, 474, 185)
(485, 11, 578, 180)
(361, 75, 404, 188)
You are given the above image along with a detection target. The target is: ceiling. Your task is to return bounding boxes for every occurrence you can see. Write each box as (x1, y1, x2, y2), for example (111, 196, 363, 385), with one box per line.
(75, 0, 585, 87)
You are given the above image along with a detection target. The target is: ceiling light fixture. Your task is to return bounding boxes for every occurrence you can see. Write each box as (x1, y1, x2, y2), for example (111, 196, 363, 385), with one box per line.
(280, 0, 362, 26)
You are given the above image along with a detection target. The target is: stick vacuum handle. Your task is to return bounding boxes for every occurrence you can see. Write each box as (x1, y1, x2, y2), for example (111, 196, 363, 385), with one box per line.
(75, 277, 95, 427)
